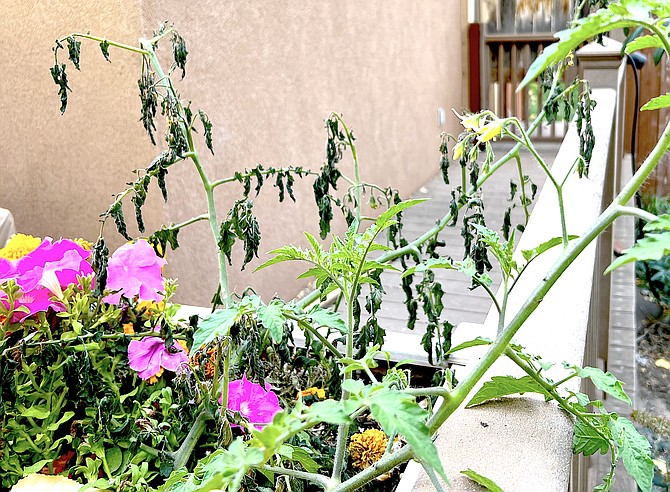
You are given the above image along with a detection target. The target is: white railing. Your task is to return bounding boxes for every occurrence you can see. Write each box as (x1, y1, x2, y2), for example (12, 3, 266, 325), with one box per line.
(398, 85, 621, 491)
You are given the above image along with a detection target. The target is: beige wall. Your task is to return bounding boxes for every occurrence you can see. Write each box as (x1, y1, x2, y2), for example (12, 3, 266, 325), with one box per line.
(1, 1, 464, 305)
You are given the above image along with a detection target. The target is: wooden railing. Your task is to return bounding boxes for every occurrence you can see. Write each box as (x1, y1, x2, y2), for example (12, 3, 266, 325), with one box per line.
(470, 28, 579, 140)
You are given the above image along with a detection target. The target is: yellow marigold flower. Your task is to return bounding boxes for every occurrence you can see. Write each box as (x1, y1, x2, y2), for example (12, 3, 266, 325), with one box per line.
(348, 429, 388, 470)
(147, 367, 164, 385)
(299, 387, 326, 400)
(0, 233, 41, 260)
(123, 323, 135, 335)
(72, 238, 93, 250)
(136, 300, 165, 317)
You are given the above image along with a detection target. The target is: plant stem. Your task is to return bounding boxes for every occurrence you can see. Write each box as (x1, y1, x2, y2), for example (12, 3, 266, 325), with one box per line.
(62, 33, 149, 55)
(422, 462, 448, 492)
(170, 410, 211, 470)
(210, 166, 319, 189)
(261, 465, 329, 489)
(284, 313, 343, 358)
(140, 40, 230, 307)
(515, 154, 531, 225)
(331, 113, 362, 225)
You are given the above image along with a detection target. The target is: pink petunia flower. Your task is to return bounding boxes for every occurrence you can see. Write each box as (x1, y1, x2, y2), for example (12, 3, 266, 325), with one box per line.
(104, 241, 166, 305)
(127, 334, 189, 382)
(223, 374, 282, 429)
(1, 238, 93, 321)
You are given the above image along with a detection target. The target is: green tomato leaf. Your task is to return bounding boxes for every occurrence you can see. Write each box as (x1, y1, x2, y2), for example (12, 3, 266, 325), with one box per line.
(605, 231, 670, 273)
(572, 419, 610, 456)
(609, 417, 654, 492)
(521, 235, 579, 261)
(445, 337, 493, 356)
(576, 366, 632, 405)
(466, 375, 550, 407)
(193, 307, 238, 352)
(367, 388, 448, 484)
(376, 199, 427, 230)
(643, 214, 670, 232)
(461, 469, 504, 492)
(257, 301, 285, 343)
(307, 305, 347, 333)
(641, 92, 670, 112)
(308, 399, 353, 425)
(518, 1, 659, 90)
(625, 34, 664, 54)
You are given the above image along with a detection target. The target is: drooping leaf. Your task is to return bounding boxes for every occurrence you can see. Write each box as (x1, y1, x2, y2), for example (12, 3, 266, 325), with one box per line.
(171, 31, 188, 79)
(99, 39, 111, 61)
(467, 375, 550, 407)
(198, 110, 214, 154)
(461, 469, 504, 492)
(66, 35, 82, 70)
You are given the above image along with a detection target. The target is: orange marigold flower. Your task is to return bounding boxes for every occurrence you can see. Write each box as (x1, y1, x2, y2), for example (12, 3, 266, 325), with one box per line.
(123, 323, 135, 335)
(0, 233, 41, 260)
(147, 367, 164, 385)
(348, 429, 388, 469)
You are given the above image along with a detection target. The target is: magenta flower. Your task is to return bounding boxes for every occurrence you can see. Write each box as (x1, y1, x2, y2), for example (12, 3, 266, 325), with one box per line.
(127, 334, 189, 382)
(1, 239, 93, 321)
(223, 374, 282, 429)
(104, 240, 166, 305)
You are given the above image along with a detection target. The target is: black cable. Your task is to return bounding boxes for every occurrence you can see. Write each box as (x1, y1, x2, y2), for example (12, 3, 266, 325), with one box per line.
(625, 52, 646, 240)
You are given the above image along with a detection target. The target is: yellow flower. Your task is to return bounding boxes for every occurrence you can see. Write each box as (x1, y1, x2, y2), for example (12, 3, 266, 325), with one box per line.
(452, 140, 465, 161)
(72, 238, 93, 250)
(0, 234, 41, 260)
(348, 429, 388, 469)
(147, 367, 164, 385)
(458, 112, 482, 131)
(475, 120, 504, 142)
(136, 300, 165, 317)
(123, 323, 135, 335)
(300, 387, 326, 400)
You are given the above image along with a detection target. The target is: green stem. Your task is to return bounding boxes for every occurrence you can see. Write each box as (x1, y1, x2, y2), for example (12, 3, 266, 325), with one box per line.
(210, 166, 320, 189)
(170, 410, 211, 470)
(515, 154, 531, 225)
(497, 276, 509, 335)
(616, 206, 658, 223)
(168, 214, 209, 230)
(284, 313, 343, 358)
(141, 40, 230, 307)
(61, 33, 149, 55)
(331, 113, 362, 225)
(422, 463, 447, 492)
(261, 465, 329, 489)
(331, 107, 670, 492)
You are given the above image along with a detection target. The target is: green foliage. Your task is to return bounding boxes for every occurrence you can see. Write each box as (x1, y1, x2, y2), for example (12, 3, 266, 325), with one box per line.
(519, 0, 670, 90)
(466, 375, 550, 407)
(606, 214, 670, 274)
(461, 469, 504, 492)
(219, 200, 261, 269)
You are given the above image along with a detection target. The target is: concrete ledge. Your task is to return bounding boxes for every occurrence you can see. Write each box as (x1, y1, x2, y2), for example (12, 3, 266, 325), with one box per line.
(399, 89, 618, 491)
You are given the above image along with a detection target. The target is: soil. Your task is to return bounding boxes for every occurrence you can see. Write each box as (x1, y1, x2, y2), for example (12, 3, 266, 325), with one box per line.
(635, 311, 670, 489)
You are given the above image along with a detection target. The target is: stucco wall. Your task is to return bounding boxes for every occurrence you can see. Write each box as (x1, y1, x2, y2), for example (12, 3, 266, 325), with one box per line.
(1, 1, 464, 305)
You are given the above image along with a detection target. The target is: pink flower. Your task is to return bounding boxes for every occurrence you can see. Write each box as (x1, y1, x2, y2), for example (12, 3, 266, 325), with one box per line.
(104, 241, 166, 305)
(1, 239, 93, 321)
(127, 334, 189, 381)
(223, 374, 282, 429)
